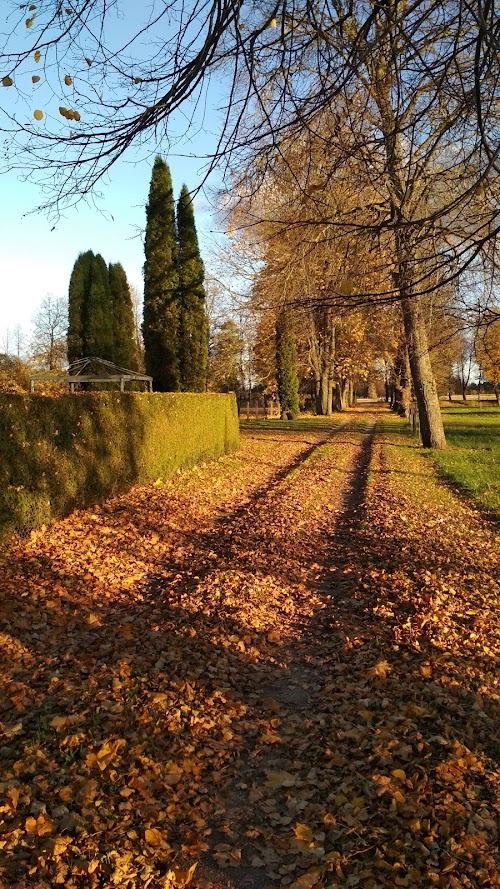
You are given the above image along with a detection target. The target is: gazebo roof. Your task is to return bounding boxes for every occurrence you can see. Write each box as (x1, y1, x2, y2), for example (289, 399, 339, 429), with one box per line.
(29, 357, 153, 392)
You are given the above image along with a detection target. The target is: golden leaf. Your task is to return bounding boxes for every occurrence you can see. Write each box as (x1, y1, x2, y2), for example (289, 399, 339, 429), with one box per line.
(32, 75, 41, 83)
(391, 769, 406, 781)
(164, 762, 183, 784)
(163, 863, 197, 887)
(368, 659, 391, 678)
(294, 823, 314, 843)
(64, 75, 72, 86)
(2, 76, 13, 87)
(50, 715, 68, 730)
(34, 50, 41, 62)
(289, 869, 322, 889)
(95, 738, 125, 770)
(49, 835, 72, 856)
(259, 729, 282, 744)
(144, 827, 164, 847)
(35, 813, 54, 836)
(6, 786, 20, 810)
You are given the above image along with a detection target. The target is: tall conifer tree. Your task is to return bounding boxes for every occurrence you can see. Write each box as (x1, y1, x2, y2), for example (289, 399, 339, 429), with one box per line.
(143, 157, 180, 391)
(83, 253, 114, 359)
(177, 185, 209, 391)
(109, 262, 139, 369)
(276, 309, 300, 418)
(67, 250, 93, 363)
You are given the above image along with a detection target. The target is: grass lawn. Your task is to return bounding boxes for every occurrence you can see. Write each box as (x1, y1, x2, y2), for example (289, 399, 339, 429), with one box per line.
(430, 402, 500, 519)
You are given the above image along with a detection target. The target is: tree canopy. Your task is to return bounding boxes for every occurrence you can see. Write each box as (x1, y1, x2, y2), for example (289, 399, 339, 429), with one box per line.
(177, 185, 209, 392)
(2, 0, 500, 443)
(67, 250, 137, 368)
(143, 156, 180, 392)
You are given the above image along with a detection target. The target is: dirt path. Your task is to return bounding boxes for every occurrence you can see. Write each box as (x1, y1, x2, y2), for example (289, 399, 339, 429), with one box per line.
(0, 406, 498, 889)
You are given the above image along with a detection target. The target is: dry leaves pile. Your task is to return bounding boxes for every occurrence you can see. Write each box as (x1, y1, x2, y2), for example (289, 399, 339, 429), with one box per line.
(0, 408, 498, 889)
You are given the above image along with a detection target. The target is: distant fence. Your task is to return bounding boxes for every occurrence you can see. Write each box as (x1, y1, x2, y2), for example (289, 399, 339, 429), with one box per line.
(238, 395, 281, 420)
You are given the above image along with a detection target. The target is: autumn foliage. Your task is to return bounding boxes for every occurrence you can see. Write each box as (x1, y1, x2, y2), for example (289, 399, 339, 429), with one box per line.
(0, 407, 498, 888)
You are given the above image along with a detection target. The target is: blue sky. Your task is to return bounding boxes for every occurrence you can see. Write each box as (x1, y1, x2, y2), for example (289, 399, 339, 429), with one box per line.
(0, 2, 227, 351)
(0, 148, 221, 350)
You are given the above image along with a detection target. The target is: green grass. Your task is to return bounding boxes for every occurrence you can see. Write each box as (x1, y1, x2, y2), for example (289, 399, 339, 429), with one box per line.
(429, 404, 500, 519)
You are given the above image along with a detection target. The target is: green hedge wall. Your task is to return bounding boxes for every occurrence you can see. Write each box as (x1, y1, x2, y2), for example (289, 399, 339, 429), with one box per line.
(0, 392, 239, 536)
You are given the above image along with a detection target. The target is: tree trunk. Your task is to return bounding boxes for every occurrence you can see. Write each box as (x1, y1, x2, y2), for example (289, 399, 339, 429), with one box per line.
(392, 346, 411, 417)
(314, 373, 321, 414)
(393, 226, 446, 449)
(402, 347, 412, 419)
(332, 378, 349, 411)
(399, 295, 446, 448)
(348, 378, 355, 406)
(320, 371, 331, 415)
(385, 361, 391, 402)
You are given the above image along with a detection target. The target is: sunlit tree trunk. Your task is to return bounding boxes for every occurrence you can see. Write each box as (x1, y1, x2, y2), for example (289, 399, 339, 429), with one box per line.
(397, 255, 446, 449)
(370, 22, 446, 449)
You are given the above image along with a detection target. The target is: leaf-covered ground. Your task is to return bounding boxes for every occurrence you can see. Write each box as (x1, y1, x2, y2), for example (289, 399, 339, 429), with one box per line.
(1, 407, 499, 889)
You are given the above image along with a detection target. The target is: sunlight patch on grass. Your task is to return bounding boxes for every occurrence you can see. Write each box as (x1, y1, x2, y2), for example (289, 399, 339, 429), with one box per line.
(430, 404, 500, 518)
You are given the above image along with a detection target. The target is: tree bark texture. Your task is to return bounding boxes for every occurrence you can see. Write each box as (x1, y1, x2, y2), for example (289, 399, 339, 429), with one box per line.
(399, 291, 446, 448)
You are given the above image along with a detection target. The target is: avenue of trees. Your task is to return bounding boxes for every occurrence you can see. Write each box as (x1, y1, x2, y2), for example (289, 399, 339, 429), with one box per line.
(1, 1, 500, 441)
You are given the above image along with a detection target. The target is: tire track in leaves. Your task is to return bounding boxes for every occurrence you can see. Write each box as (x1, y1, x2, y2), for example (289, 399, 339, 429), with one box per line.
(0, 408, 498, 889)
(0, 415, 363, 888)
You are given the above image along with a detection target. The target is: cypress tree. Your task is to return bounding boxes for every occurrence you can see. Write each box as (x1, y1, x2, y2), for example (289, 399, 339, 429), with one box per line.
(177, 184, 209, 391)
(67, 250, 93, 363)
(83, 253, 114, 359)
(109, 262, 139, 369)
(143, 157, 180, 391)
(276, 308, 300, 418)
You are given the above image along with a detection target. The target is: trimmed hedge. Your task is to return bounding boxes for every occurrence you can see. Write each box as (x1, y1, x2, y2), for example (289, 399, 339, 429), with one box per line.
(0, 392, 239, 536)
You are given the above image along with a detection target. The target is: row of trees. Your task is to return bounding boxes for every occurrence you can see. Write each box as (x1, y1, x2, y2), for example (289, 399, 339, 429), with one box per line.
(67, 251, 140, 370)
(63, 158, 209, 392)
(1, 156, 210, 393)
(143, 158, 208, 392)
(2, 0, 500, 445)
